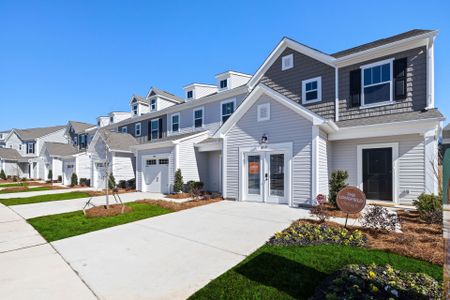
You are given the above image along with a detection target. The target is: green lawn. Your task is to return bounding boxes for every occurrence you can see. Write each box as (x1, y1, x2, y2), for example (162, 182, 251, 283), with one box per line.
(0, 191, 90, 206)
(0, 183, 27, 188)
(28, 202, 173, 242)
(0, 186, 52, 194)
(189, 244, 442, 300)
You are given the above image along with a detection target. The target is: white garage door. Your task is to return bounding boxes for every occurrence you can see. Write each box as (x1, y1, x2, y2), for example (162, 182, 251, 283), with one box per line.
(64, 164, 74, 186)
(143, 158, 169, 194)
(94, 162, 106, 189)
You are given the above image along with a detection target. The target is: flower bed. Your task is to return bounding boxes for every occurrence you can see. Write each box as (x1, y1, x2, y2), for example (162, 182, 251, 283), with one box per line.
(311, 263, 443, 299)
(267, 221, 367, 247)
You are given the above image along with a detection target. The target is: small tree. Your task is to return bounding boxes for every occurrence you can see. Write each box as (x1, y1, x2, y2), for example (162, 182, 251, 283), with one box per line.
(108, 174, 116, 190)
(329, 170, 348, 208)
(47, 170, 53, 181)
(188, 181, 204, 200)
(174, 169, 184, 193)
(71, 173, 78, 187)
(0, 169, 6, 180)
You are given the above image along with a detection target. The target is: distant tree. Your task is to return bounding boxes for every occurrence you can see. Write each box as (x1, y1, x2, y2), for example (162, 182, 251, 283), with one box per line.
(174, 169, 184, 193)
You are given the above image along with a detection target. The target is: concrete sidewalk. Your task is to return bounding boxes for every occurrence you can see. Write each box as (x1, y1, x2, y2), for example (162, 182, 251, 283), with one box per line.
(0, 203, 96, 299)
(0, 187, 93, 199)
(11, 192, 165, 219)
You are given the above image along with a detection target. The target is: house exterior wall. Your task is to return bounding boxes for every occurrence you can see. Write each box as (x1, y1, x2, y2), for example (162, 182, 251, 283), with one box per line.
(76, 153, 92, 181)
(318, 129, 329, 197)
(225, 94, 313, 206)
(202, 151, 221, 192)
(112, 153, 136, 182)
(177, 134, 210, 183)
(260, 47, 336, 120)
(330, 134, 426, 204)
(52, 158, 63, 181)
(5, 133, 24, 155)
(338, 46, 427, 121)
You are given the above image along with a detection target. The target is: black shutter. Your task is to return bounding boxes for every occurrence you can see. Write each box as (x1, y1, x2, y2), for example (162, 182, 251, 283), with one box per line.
(349, 69, 361, 107)
(148, 121, 152, 141)
(158, 118, 163, 139)
(394, 58, 407, 100)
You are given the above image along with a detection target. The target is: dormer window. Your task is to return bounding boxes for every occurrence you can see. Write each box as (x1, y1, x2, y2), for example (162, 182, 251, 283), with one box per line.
(110, 116, 114, 123)
(132, 104, 138, 115)
(150, 99, 157, 111)
(187, 90, 193, 99)
(220, 79, 228, 89)
(282, 54, 294, 71)
(97, 120, 100, 126)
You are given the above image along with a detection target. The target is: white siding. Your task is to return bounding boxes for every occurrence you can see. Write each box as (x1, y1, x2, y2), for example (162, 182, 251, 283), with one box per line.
(201, 151, 221, 192)
(36, 129, 67, 156)
(177, 134, 210, 183)
(3, 160, 19, 176)
(52, 158, 63, 181)
(158, 98, 177, 111)
(225, 95, 313, 206)
(136, 147, 174, 192)
(76, 152, 92, 181)
(330, 134, 426, 204)
(112, 153, 135, 182)
(318, 130, 329, 196)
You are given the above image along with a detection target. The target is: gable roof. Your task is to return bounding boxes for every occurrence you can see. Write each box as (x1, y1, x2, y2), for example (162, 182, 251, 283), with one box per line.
(129, 94, 148, 105)
(42, 142, 78, 157)
(13, 125, 66, 141)
(0, 148, 22, 161)
(147, 87, 184, 104)
(68, 121, 96, 134)
(98, 130, 138, 152)
(131, 131, 209, 151)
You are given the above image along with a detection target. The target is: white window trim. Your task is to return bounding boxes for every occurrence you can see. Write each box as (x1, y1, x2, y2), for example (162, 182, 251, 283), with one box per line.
(356, 142, 399, 203)
(121, 127, 128, 133)
(302, 76, 322, 104)
(186, 90, 194, 99)
(150, 118, 160, 139)
(360, 58, 394, 108)
(150, 98, 157, 111)
(170, 113, 180, 133)
(281, 54, 294, 71)
(193, 107, 204, 129)
(220, 98, 236, 124)
(257, 103, 271, 122)
(135, 123, 142, 137)
(219, 79, 228, 90)
(132, 104, 138, 115)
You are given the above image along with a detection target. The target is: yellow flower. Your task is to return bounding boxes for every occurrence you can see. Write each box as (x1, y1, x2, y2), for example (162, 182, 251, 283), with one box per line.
(371, 284, 379, 293)
(368, 271, 376, 279)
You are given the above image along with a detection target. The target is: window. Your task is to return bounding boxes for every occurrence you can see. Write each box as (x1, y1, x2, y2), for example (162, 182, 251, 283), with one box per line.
(132, 104, 138, 115)
(79, 134, 87, 148)
(19, 145, 22, 150)
(281, 54, 294, 71)
(146, 159, 156, 166)
(257, 103, 270, 122)
(26, 142, 35, 154)
(121, 126, 128, 133)
(171, 113, 180, 133)
(110, 116, 114, 123)
(135, 123, 142, 136)
(150, 119, 159, 139)
(97, 120, 100, 126)
(159, 158, 169, 165)
(361, 59, 393, 106)
(187, 90, 193, 99)
(193, 108, 204, 128)
(220, 79, 228, 89)
(150, 98, 157, 111)
(221, 99, 235, 123)
(302, 77, 322, 104)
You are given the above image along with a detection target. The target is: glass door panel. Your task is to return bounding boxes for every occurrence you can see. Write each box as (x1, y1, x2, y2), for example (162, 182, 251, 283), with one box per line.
(247, 155, 261, 195)
(269, 154, 285, 197)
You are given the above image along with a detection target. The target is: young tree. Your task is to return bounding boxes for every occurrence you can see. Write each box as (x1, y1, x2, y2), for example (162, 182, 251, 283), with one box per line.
(174, 169, 184, 193)
(71, 173, 78, 187)
(108, 173, 116, 190)
(329, 170, 349, 208)
(0, 169, 6, 180)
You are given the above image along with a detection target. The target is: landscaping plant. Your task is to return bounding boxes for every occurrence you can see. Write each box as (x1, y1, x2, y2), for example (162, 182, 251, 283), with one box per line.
(108, 174, 116, 190)
(329, 170, 348, 208)
(47, 170, 53, 181)
(0, 169, 6, 180)
(126, 178, 135, 190)
(360, 205, 399, 232)
(188, 181, 204, 200)
(57, 175, 62, 182)
(311, 263, 443, 300)
(268, 222, 367, 247)
(174, 168, 184, 193)
(70, 173, 78, 187)
(310, 196, 330, 222)
(413, 193, 443, 224)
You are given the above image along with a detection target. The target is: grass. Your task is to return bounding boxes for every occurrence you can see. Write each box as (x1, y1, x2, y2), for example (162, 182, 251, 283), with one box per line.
(0, 182, 27, 188)
(0, 186, 51, 194)
(28, 202, 173, 242)
(0, 191, 90, 206)
(189, 244, 442, 300)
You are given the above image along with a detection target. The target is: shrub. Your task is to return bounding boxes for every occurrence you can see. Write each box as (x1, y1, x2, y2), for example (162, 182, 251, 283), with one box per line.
(174, 169, 184, 193)
(187, 181, 204, 199)
(126, 178, 136, 190)
(85, 179, 91, 187)
(57, 175, 62, 182)
(12, 175, 18, 182)
(0, 169, 6, 180)
(311, 263, 443, 300)
(329, 170, 348, 208)
(118, 180, 127, 189)
(79, 178, 87, 186)
(310, 196, 330, 223)
(268, 222, 367, 247)
(47, 170, 53, 181)
(108, 174, 116, 190)
(413, 193, 443, 224)
(21, 177, 27, 182)
(70, 173, 78, 187)
(360, 205, 399, 232)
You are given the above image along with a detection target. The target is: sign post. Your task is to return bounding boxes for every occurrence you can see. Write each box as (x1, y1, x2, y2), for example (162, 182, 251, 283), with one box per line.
(336, 186, 366, 228)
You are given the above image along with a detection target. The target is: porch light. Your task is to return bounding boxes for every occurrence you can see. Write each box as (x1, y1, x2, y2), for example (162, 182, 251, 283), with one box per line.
(260, 134, 268, 147)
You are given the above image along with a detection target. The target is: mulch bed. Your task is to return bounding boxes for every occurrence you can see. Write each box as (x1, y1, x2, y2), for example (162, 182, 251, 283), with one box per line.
(321, 203, 361, 219)
(84, 204, 132, 218)
(86, 189, 136, 197)
(137, 197, 223, 211)
(165, 192, 191, 199)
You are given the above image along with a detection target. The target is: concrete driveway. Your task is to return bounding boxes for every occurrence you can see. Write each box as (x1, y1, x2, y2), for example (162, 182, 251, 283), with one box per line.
(53, 201, 309, 300)
(0, 187, 93, 199)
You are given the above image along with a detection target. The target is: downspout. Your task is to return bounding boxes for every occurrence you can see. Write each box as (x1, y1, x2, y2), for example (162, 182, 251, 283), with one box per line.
(426, 36, 435, 109)
(335, 67, 339, 121)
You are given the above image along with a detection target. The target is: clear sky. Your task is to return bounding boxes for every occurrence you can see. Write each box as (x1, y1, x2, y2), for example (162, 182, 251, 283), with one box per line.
(0, 0, 449, 130)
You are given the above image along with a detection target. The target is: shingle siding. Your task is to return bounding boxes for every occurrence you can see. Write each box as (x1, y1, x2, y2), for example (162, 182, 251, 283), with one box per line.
(260, 47, 336, 120)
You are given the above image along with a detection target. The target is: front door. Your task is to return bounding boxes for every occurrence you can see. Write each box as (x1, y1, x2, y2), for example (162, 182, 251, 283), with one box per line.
(244, 152, 287, 204)
(362, 148, 393, 201)
(95, 162, 106, 189)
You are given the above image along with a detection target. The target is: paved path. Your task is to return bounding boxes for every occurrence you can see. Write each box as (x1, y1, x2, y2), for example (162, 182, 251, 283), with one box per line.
(53, 201, 310, 300)
(11, 192, 166, 219)
(0, 203, 96, 299)
(0, 187, 93, 199)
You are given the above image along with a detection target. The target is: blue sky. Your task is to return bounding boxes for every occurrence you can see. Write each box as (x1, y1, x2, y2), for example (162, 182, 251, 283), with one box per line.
(0, 0, 449, 130)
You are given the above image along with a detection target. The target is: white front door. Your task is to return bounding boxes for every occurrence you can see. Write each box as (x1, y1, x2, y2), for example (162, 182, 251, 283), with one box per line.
(243, 151, 287, 204)
(143, 158, 169, 193)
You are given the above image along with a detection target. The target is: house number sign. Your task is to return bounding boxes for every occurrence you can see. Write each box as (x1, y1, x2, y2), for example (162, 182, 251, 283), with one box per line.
(336, 186, 366, 214)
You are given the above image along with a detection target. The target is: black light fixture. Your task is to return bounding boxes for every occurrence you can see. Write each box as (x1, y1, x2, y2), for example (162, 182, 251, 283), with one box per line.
(260, 134, 268, 147)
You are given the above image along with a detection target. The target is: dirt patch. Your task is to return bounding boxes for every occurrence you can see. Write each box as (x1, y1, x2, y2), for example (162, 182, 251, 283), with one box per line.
(137, 197, 223, 212)
(1, 186, 29, 192)
(165, 193, 191, 199)
(85, 204, 132, 218)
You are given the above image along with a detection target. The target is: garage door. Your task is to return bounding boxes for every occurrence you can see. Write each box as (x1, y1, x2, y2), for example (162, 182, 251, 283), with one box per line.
(64, 164, 74, 186)
(94, 162, 106, 189)
(143, 158, 169, 193)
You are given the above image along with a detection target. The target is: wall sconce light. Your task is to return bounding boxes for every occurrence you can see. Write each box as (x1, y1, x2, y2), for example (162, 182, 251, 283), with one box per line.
(260, 134, 268, 148)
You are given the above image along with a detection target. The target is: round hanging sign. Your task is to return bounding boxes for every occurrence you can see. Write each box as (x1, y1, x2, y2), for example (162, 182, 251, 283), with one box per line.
(336, 186, 366, 214)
